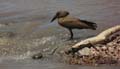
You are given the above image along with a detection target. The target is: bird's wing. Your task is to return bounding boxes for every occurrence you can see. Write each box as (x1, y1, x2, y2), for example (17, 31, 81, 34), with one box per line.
(80, 19, 97, 30)
(62, 17, 91, 28)
(59, 16, 97, 29)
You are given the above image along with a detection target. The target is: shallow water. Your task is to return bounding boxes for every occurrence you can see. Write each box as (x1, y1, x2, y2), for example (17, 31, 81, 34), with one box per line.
(0, 0, 120, 69)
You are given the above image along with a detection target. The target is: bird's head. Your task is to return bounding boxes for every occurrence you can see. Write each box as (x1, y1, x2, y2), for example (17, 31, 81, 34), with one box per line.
(51, 11, 69, 22)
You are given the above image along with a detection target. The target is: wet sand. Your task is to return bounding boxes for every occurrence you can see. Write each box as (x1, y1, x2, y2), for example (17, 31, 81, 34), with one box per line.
(0, 0, 119, 69)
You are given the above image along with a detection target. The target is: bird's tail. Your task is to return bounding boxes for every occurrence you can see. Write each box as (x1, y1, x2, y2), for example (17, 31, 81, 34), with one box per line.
(80, 20, 97, 30)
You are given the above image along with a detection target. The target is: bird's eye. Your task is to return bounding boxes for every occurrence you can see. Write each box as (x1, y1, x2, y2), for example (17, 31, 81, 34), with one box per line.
(67, 12, 69, 15)
(56, 12, 60, 15)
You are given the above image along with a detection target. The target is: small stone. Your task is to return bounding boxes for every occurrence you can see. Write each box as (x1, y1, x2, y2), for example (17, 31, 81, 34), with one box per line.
(115, 34, 120, 37)
(32, 52, 43, 59)
(118, 48, 120, 51)
(108, 47, 114, 52)
(96, 47, 100, 50)
(78, 48, 90, 55)
(117, 40, 120, 44)
(101, 46, 107, 51)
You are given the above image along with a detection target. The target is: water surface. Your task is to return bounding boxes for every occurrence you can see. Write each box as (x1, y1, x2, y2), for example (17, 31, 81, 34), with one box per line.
(0, 0, 120, 69)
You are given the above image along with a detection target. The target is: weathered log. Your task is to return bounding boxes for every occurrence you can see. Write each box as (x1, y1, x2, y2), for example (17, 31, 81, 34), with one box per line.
(66, 25, 120, 54)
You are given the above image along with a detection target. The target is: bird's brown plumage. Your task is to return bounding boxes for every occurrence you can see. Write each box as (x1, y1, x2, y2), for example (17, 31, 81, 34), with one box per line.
(51, 11, 97, 40)
(58, 16, 96, 29)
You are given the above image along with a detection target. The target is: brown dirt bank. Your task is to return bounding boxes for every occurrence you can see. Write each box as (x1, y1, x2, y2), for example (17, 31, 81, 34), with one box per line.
(63, 34, 120, 65)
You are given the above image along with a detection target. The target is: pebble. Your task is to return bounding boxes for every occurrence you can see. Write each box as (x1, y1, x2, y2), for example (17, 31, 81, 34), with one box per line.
(32, 52, 43, 59)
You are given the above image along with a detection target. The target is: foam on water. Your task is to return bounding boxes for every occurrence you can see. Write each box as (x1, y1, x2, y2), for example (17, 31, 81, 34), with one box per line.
(0, 35, 64, 62)
(31, 36, 56, 46)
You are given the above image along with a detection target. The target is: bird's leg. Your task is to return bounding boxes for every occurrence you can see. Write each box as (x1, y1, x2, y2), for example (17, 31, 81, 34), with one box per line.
(68, 29, 73, 40)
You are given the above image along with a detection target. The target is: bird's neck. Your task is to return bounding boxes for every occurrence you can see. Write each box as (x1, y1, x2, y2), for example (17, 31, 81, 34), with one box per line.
(58, 16, 68, 23)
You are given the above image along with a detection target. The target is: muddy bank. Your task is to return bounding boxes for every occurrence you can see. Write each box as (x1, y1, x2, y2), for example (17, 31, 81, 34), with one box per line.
(64, 34, 120, 65)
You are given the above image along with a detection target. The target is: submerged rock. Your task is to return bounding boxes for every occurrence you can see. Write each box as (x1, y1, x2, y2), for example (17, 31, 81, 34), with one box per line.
(32, 52, 43, 59)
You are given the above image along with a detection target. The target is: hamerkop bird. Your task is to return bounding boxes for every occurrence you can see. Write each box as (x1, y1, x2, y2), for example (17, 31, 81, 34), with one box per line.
(51, 11, 97, 40)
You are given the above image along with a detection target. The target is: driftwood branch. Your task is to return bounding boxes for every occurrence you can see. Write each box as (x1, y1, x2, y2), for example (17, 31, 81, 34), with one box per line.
(66, 25, 120, 54)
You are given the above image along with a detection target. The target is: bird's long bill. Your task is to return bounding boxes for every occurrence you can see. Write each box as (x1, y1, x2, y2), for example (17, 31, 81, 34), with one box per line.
(51, 14, 57, 22)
